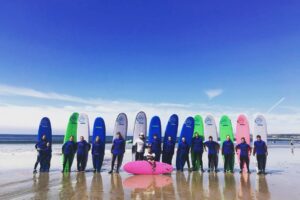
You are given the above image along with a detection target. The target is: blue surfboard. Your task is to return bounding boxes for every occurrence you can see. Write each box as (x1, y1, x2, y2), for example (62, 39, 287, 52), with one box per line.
(176, 116, 194, 170)
(37, 117, 52, 143)
(92, 117, 106, 144)
(163, 114, 178, 145)
(148, 116, 162, 144)
(162, 114, 178, 163)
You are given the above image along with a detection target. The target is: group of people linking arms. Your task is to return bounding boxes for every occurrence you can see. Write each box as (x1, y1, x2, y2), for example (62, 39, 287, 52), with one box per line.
(175, 134, 268, 174)
(34, 132, 267, 174)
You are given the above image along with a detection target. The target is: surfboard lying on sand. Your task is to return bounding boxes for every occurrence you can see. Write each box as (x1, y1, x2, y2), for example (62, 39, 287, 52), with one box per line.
(236, 114, 251, 172)
(63, 112, 79, 172)
(123, 161, 173, 175)
(132, 111, 147, 161)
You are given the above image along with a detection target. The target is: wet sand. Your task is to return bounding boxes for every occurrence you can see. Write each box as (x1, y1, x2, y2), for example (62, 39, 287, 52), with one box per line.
(0, 145, 299, 199)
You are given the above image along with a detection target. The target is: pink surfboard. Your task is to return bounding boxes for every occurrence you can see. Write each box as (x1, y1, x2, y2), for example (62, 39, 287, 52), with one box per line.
(123, 175, 172, 189)
(235, 114, 251, 172)
(123, 161, 173, 175)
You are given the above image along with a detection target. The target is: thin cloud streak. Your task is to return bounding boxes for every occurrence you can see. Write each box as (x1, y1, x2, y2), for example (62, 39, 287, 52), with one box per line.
(267, 97, 286, 113)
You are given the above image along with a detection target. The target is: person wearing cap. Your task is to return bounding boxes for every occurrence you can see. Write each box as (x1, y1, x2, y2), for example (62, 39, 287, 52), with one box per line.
(132, 132, 146, 161)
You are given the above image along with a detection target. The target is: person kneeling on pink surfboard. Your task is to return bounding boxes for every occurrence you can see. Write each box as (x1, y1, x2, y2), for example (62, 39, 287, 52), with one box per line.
(144, 147, 156, 172)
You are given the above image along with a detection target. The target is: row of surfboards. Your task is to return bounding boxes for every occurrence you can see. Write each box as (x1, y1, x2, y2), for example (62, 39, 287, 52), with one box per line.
(38, 112, 267, 173)
(38, 112, 268, 152)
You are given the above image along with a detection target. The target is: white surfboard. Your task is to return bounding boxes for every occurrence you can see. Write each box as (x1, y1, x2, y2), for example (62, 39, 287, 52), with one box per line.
(113, 113, 128, 140)
(77, 113, 90, 142)
(253, 115, 268, 142)
(132, 111, 147, 161)
(253, 115, 268, 172)
(204, 115, 218, 141)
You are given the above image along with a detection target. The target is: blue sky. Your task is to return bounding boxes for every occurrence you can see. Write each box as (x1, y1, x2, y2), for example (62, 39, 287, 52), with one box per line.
(0, 1, 299, 134)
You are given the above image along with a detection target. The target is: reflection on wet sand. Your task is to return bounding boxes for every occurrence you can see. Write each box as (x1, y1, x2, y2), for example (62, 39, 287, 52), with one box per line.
(191, 172, 206, 199)
(33, 173, 49, 199)
(223, 174, 237, 200)
(90, 173, 104, 199)
(255, 175, 271, 200)
(238, 173, 254, 200)
(176, 172, 191, 199)
(75, 172, 88, 199)
(123, 175, 173, 199)
(59, 173, 75, 199)
(207, 173, 222, 200)
(110, 174, 124, 199)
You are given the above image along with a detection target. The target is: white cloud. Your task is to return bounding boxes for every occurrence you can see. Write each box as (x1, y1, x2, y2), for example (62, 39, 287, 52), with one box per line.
(0, 84, 299, 135)
(205, 89, 223, 100)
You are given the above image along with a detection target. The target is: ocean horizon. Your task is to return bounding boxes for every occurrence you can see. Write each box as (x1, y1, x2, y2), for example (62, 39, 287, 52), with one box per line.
(0, 133, 298, 144)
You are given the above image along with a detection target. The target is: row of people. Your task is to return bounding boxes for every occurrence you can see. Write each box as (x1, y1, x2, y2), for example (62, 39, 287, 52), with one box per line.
(34, 133, 268, 175)
(132, 132, 267, 174)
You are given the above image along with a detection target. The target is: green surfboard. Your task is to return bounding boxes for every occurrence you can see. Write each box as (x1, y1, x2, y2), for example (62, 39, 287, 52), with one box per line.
(219, 115, 234, 171)
(62, 112, 79, 172)
(191, 115, 204, 170)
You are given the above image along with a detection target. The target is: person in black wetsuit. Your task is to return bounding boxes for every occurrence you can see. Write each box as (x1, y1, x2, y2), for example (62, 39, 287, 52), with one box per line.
(162, 136, 175, 164)
(236, 137, 251, 173)
(109, 132, 125, 174)
(222, 135, 235, 173)
(76, 136, 91, 172)
(62, 136, 77, 172)
(253, 135, 268, 174)
(92, 136, 105, 173)
(204, 136, 220, 173)
(33, 134, 47, 173)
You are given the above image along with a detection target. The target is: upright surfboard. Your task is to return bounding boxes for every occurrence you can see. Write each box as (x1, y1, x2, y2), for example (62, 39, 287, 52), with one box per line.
(77, 113, 90, 142)
(162, 114, 179, 163)
(63, 112, 79, 172)
(148, 116, 162, 144)
(92, 117, 106, 169)
(113, 113, 128, 140)
(37, 117, 52, 143)
(191, 115, 204, 170)
(193, 115, 204, 139)
(253, 115, 268, 142)
(112, 113, 128, 169)
(236, 114, 251, 172)
(253, 115, 268, 172)
(176, 117, 194, 170)
(219, 115, 234, 171)
(132, 111, 147, 161)
(204, 115, 218, 141)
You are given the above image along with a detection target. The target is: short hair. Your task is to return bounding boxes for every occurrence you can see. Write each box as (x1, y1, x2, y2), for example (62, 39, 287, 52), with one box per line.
(257, 135, 261, 138)
(209, 136, 213, 139)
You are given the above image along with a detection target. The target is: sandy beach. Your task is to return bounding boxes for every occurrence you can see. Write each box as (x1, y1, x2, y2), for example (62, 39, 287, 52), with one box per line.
(0, 144, 299, 199)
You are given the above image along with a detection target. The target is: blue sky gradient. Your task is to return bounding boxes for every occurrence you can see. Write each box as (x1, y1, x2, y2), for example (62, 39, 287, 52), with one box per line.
(0, 1, 299, 134)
